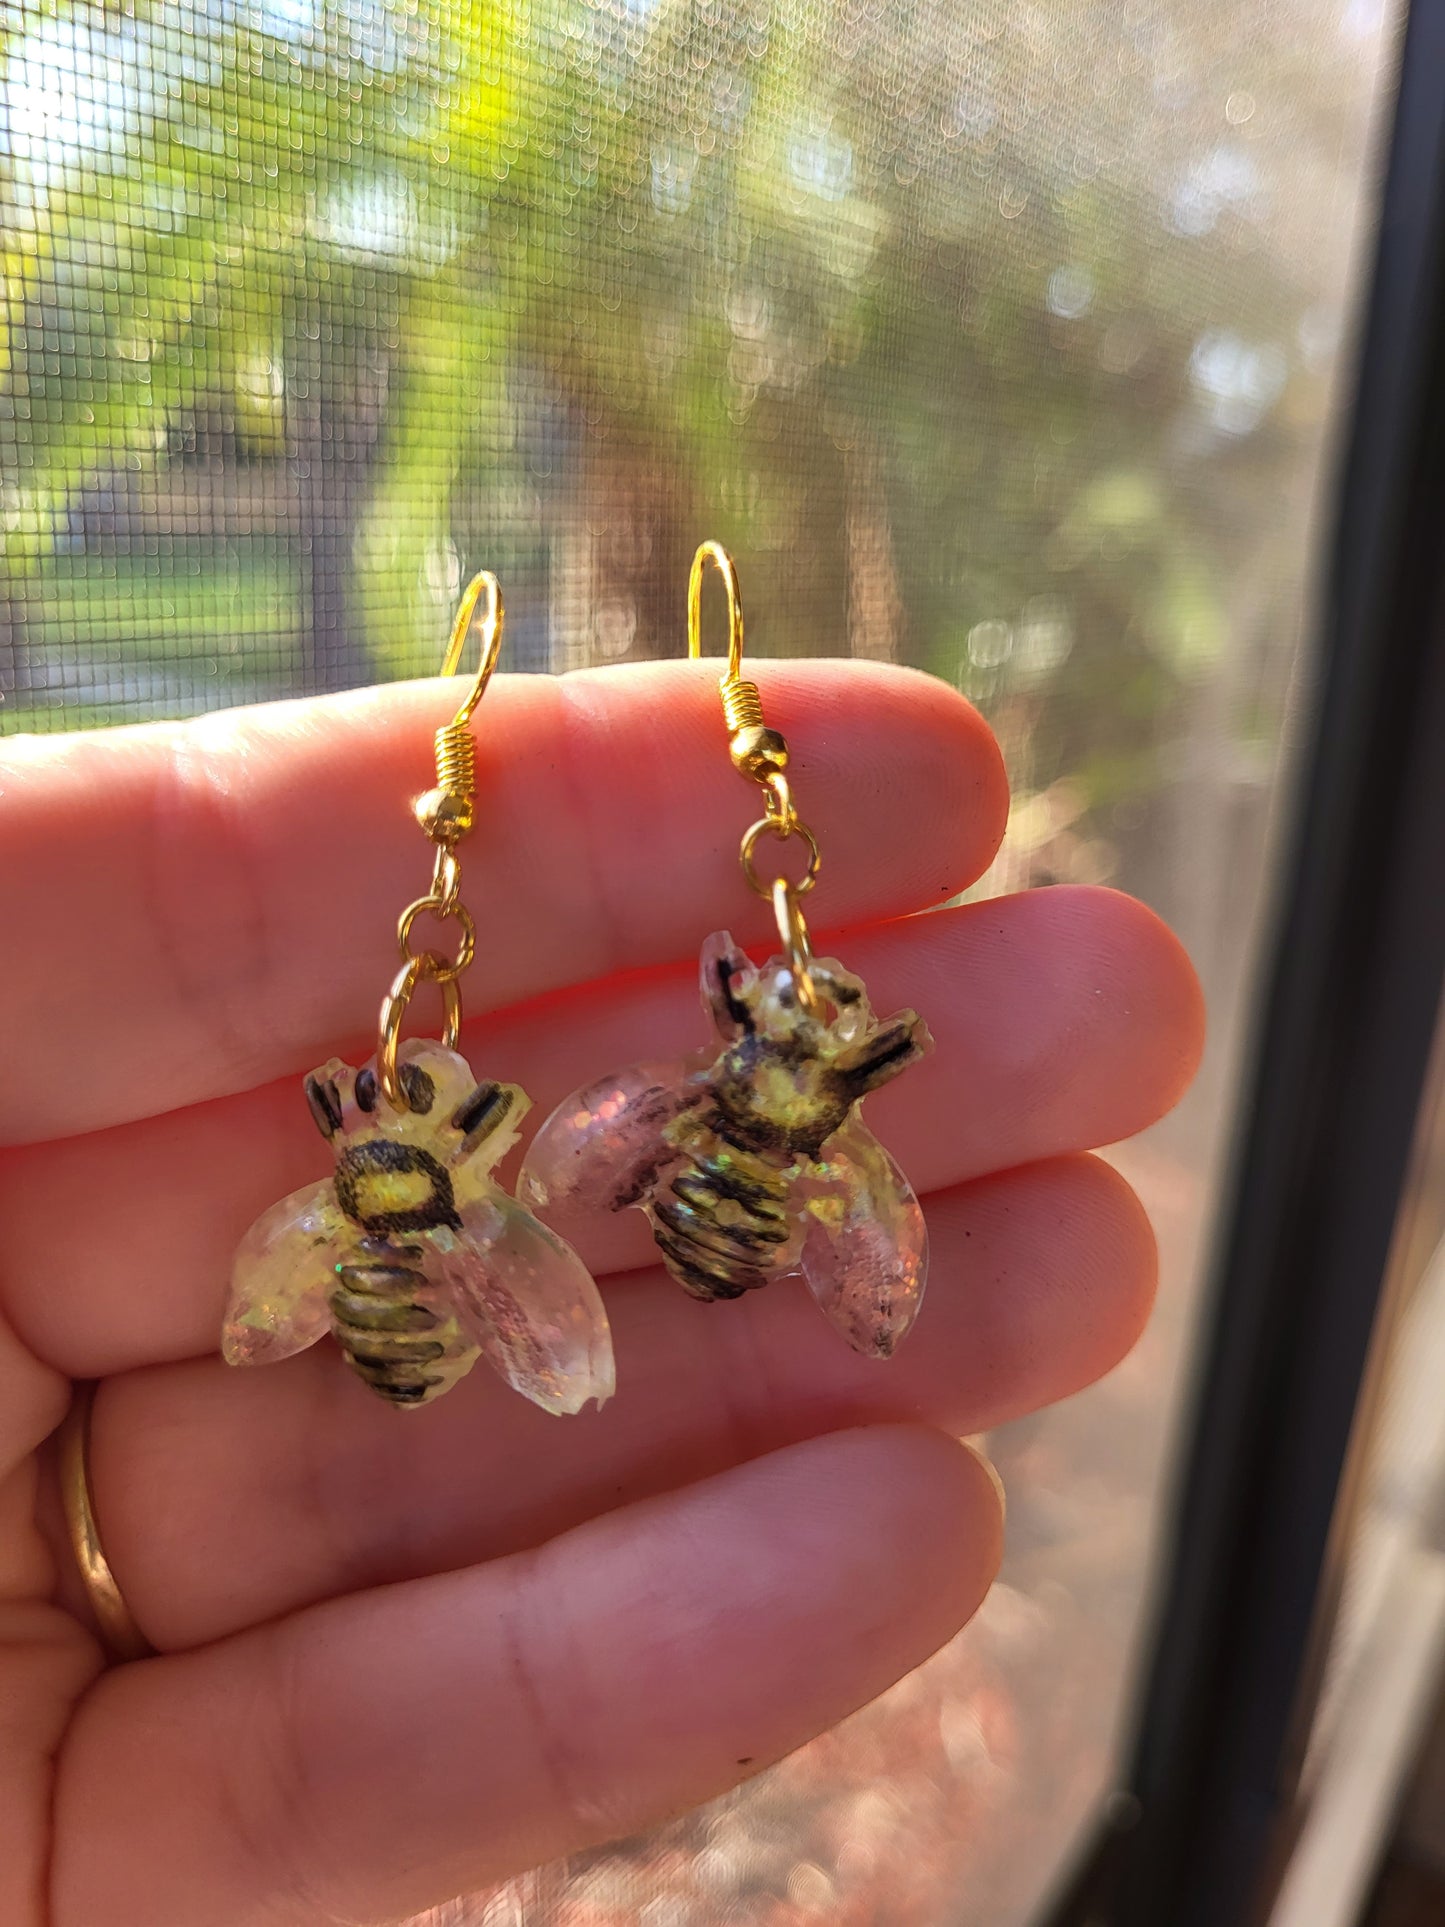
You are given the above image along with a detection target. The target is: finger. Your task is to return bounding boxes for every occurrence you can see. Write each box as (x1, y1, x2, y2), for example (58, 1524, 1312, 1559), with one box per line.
(0, 1310, 96, 1927)
(0, 661, 1005, 1141)
(53, 1427, 1002, 1927)
(0, 885, 1198, 1376)
(91, 1156, 1148, 1650)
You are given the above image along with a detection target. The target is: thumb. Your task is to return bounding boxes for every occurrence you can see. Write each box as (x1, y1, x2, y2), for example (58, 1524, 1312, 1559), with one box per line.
(52, 1426, 1002, 1927)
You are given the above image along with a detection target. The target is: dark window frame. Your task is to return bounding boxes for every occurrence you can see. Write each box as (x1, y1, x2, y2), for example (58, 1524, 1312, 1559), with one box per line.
(1043, 5, 1445, 1923)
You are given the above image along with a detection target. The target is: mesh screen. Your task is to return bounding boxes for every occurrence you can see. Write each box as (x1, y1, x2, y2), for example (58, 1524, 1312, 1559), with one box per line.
(0, 0, 1398, 1920)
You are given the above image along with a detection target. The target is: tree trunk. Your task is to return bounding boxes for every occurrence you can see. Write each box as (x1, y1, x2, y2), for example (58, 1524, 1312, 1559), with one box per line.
(845, 433, 904, 663)
(288, 311, 391, 695)
(550, 430, 698, 671)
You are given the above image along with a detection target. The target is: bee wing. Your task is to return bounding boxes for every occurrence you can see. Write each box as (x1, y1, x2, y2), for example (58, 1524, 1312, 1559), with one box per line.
(222, 1179, 342, 1367)
(433, 1189, 616, 1416)
(699, 931, 758, 1040)
(517, 1057, 707, 1218)
(798, 1117, 928, 1359)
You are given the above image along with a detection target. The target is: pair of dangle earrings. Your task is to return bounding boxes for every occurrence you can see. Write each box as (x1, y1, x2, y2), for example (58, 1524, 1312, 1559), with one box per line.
(222, 544, 933, 1416)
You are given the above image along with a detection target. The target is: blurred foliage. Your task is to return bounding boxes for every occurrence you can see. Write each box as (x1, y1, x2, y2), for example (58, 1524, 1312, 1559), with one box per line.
(0, 0, 1387, 906)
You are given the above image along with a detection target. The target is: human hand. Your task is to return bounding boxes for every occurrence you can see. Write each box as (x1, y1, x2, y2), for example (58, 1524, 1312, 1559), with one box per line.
(0, 661, 1202, 1925)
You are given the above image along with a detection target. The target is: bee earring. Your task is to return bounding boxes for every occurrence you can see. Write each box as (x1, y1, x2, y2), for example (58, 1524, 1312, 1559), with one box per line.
(519, 542, 933, 1358)
(223, 573, 615, 1414)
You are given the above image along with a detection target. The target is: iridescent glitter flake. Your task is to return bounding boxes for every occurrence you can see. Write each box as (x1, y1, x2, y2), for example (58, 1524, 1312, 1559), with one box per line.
(520, 933, 931, 1357)
(224, 1040, 614, 1413)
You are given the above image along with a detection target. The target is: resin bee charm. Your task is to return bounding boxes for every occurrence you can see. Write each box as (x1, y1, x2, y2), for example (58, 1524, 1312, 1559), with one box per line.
(519, 934, 932, 1357)
(224, 1040, 614, 1414)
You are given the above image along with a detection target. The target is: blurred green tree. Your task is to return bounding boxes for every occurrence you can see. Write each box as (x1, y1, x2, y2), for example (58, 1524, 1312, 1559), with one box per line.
(0, 0, 1377, 979)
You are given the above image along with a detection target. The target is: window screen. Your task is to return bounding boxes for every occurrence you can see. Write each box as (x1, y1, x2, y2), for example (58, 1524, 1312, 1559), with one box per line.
(0, 1, 1400, 1920)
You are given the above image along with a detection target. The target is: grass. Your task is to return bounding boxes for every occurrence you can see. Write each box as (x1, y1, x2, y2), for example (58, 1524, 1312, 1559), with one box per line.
(24, 547, 303, 666)
(4, 545, 307, 733)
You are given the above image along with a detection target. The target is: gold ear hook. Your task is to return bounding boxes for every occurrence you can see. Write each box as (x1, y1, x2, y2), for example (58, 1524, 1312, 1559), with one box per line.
(688, 540, 823, 1015)
(440, 569, 504, 723)
(688, 540, 788, 781)
(379, 570, 502, 1109)
(414, 570, 504, 849)
(688, 540, 745, 684)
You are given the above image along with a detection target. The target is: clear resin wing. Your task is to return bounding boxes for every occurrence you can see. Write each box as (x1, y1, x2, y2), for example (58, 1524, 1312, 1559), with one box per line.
(798, 1116, 928, 1358)
(222, 1179, 343, 1367)
(516, 936, 768, 1219)
(432, 1187, 616, 1415)
(518, 1058, 707, 1218)
(698, 931, 760, 1041)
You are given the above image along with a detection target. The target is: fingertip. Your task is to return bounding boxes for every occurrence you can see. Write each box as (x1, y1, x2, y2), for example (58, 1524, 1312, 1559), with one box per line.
(787, 1423, 1007, 1639)
(696, 1425, 1006, 1709)
(1084, 1152, 1160, 1359)
(786, 659, 1009, 897)
(1029, 1152, 1160, 1386)
(912, 672, 1012, 878)
(934, 1430, 1008, 1623)
(1064, 885, 1207, 1106)
(916, 1155, 1159, 1426)
(925, 883, 1205, 1154)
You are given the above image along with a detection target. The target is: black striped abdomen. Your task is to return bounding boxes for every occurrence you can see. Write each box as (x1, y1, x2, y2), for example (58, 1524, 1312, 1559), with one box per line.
(330, 1247, 448, 1407)
(650, 1144, 793, 1301)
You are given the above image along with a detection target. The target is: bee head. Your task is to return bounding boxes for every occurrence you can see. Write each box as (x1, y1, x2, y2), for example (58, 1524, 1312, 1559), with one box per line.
(701, 932, 873, 1054)
(707, 958, 929, 1157)
(302, 1042, 529, 1175)
(746, 955, 873, 1050)
(303, 1055, 441, 1143)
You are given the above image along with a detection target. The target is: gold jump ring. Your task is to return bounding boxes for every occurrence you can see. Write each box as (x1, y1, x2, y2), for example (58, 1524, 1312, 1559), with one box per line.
(378, 956, 463, 1107)
(771, 877, 820, 1017)
(397, 895, 477, 982)
(740, 814, 822, 899)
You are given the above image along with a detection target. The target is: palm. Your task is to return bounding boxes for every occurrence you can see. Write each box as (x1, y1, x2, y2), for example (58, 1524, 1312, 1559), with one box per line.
(0, 661, 1201, 1926)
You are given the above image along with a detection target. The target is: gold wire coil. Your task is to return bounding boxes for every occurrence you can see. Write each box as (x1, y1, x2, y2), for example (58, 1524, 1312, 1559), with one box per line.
(57, 1383, 154, 1664)
(378, 956, 462, 1107)
(771, 877, 820, 1017)
(720, 678, 765, 735)
(434, 718, 477, 800)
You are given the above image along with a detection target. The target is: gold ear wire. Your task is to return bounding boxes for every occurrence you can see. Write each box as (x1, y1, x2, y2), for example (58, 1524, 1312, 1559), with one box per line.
(378, 570, 503, 1107)
(439, 570, 504, 714)
(688, 541, 822, 1015)
(688, 540, 744, 681)
(688, 540, 787, 782)
(416, 570, 504, 846)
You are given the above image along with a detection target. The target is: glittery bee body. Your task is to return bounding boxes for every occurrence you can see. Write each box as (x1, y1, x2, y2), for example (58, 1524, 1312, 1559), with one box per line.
(650, 1136, 792, 1303)
(327, 1241, 458, 1407)
(223, 1042, 614, 1414)
(520, 933, 933, 1357)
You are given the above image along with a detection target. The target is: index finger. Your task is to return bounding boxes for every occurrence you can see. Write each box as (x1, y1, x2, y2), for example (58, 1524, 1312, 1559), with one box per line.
(0, 659, 1004, 1141)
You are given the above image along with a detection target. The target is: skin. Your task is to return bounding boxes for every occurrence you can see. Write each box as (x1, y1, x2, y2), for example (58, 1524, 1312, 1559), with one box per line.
(0, 659, 1204, 1927)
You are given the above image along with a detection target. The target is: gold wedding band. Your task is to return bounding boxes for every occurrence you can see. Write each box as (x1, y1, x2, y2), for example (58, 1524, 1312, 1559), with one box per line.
(57, 1383, 153, 1663)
